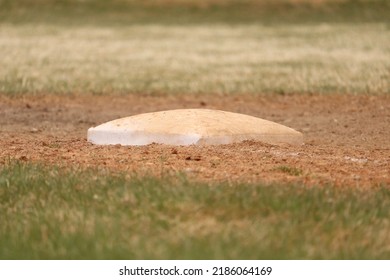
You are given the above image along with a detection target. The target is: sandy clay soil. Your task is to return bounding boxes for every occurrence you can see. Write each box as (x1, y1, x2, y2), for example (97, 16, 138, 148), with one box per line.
(0, 94, 389, 187)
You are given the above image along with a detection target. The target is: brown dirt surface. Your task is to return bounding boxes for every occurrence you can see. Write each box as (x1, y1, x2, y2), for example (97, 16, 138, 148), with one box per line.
(1, 94, 389, 187)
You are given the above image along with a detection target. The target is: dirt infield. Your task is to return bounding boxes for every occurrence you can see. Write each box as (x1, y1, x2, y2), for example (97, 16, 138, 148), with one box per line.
(1, 94, 389, 187)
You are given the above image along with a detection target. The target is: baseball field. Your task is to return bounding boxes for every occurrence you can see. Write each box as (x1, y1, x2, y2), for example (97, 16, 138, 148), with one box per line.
(0, 0, 389, 259)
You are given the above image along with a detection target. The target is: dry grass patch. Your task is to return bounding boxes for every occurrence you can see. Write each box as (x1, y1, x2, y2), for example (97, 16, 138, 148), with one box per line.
(1, 23, 389, 95)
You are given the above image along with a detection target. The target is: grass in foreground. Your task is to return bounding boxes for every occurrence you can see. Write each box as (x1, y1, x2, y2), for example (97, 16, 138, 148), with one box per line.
(0, 0, 389, 96)
(0, 162, 389, 259)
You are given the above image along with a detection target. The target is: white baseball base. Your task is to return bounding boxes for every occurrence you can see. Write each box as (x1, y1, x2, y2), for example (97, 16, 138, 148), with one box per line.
(87, 109, 303, 146)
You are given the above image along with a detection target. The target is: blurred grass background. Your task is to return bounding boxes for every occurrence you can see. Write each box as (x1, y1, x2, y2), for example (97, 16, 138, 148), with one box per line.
(1, 0, 389, 25)
(0, 0, 389, 95)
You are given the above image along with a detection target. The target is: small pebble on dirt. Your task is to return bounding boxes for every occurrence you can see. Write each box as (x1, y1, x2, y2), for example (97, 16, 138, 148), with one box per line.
(185, 155, 201, 161)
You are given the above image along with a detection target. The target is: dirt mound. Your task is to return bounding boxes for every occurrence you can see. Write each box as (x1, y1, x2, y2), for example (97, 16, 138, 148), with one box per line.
(1, 94, 389, 187)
